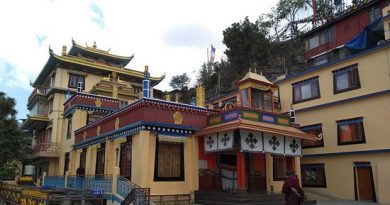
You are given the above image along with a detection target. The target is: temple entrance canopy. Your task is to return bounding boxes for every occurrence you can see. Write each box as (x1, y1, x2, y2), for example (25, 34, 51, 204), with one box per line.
(197, 71, 315, 193)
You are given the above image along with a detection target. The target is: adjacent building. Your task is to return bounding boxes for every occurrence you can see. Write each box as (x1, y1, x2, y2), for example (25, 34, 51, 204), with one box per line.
(276, 2, 390, 204)
(21, 40, 164, 178)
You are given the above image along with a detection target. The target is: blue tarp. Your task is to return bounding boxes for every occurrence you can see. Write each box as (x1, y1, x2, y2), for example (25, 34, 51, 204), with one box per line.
(345, 17, 384, 54)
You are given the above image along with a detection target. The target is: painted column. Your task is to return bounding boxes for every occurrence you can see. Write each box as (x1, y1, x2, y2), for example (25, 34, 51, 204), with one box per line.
(85, 146, 93, 175)
(236, 152, 247, 192)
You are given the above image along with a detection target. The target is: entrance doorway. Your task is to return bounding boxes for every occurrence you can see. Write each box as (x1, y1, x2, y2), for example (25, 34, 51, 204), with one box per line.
(354, 162, 376, 201)
(219, 154, 237, 191)
(247, 154, 266, 192)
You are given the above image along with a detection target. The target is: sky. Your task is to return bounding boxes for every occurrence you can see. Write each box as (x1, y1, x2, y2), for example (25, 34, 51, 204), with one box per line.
(0, 0, 279, 120)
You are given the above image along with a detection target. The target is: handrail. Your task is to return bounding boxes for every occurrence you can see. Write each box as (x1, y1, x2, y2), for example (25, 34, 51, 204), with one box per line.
(117, 176, 150, 205)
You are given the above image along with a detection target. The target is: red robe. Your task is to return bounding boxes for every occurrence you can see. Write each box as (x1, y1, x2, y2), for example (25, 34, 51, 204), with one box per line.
(282, 175, 304, 205)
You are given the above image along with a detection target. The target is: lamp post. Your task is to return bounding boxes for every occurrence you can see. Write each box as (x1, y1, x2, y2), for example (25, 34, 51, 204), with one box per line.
(115, 147, 120, 167)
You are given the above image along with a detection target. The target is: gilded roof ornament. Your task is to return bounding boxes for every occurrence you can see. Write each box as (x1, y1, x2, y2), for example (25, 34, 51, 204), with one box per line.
(48, 45, 53, 53)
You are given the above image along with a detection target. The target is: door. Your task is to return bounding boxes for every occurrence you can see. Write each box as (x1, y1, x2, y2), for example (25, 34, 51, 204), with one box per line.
(95, 144, 105, 175)
(247, 154, 266, 192)
(219, 154, 237, 191)
(355, 163, 376, 201)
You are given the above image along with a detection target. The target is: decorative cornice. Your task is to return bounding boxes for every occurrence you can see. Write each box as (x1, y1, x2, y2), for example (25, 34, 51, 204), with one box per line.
(75, 98, 214, 134)
(73, 121, 196, 149)
(63, 104, 115, 118)
(303, 148, 390, 157)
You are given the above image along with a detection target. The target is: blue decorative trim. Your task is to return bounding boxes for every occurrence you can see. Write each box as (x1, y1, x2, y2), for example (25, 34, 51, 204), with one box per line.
(295, 90, 390, 113)
(303, 148, 390, 157)
(300, 124, 322, 131)
(73, 121, 197, 149)
(275, 42, 390, 84)
(336, 117, 363, 126)
(291, 76, 319, 86)
(63, 104, 115, 118)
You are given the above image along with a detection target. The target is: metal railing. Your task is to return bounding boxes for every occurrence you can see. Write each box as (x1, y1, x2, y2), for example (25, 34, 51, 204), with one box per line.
(44, 175, 65, 188)
(32, 143, 61, 154)
(118, 176, 150, 205)
(67, 175, 112, 194)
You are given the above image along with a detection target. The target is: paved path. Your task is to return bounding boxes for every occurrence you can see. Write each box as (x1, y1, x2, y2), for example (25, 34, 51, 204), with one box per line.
(317, 200, 380, 205)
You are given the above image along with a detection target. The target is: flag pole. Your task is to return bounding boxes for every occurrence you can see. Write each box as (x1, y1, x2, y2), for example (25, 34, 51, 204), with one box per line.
(207, 48, 209, 64)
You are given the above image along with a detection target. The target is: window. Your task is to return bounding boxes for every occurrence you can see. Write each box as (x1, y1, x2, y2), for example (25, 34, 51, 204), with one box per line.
(66, 118, 72, 140)
(292, 77, 320, 103)
(47, 128, 53, 143)
(120, 138, 132, 180)
(369, 7, 381, 23)
(241, 88, 249, 107)
(313, 54, 328, 66)
(154, 141, 184, 181)
(305, 27, 335, 51)
(48, 99, 53, 113)
(68, 74, 85, 90)
(333, 64, 360, 94)
(251, 89, 273, 112)
(301, 164, 326, 187)
(273, 155, 294, 181)
(301, 124, 324, 148)
(337, 117, 365, 145)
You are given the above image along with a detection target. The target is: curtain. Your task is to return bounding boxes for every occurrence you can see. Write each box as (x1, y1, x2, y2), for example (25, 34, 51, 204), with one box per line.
(336, 72, 349, 91)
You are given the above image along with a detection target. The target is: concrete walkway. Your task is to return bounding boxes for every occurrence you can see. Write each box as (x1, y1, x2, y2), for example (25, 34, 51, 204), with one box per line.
(317, 200, 380, 205)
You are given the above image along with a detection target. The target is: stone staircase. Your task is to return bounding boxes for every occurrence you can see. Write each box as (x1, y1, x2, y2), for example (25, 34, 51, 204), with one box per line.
(194, 191, 285, 205)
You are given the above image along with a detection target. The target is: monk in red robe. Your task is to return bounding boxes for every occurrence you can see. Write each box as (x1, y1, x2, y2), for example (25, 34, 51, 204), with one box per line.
(282, 174, 304, 205)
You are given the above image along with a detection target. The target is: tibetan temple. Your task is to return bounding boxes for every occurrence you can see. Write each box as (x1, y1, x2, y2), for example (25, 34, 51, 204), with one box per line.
(1, 40, 315, 205)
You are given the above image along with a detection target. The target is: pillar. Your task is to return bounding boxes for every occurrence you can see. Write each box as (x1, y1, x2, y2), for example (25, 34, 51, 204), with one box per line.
(64, 171, 70, 188)
(236, 152, 247, 192)
(112, 166, 120, 195)
(104, 140, 114, 175)
(85, 146, 93, 175)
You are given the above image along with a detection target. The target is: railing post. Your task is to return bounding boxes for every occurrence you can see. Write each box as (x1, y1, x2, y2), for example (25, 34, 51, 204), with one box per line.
(65, 171, 70, 188)
(112, 166, 119, 195)
(42, 172, 47, 186)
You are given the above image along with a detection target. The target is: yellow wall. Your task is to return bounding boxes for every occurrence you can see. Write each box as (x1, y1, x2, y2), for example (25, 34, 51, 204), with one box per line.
(302, 153, 390, 204)
(278, 47, 390, 112)
(265, 154, 302, 193)
(130, 131, 199, 195)
(73, 130, 200, 196)
(276, 44, 390, 204)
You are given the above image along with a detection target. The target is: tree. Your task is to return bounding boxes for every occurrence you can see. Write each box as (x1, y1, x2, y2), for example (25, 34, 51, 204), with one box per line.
(0, 91, 29, 180)
(169, 73, 192, 104)
(169, 73, 190, 91)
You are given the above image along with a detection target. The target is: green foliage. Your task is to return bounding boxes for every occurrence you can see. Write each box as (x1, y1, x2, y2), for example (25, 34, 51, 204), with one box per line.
(169, 73, 190, 90)
(0, 91, 29, 180)
(169, 73, 193, 104)
(223, 17, 271, 71)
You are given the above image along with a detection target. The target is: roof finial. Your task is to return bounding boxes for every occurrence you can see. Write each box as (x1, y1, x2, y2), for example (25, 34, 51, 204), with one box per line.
(93, 41, 97, 48)
(48, 45, 53, 53)
(71, 37, 75, 45)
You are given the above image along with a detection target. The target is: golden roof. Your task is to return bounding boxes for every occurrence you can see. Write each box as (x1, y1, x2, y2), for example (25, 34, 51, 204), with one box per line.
(70, 40, 134, 61)
(238, 71, 274, 85)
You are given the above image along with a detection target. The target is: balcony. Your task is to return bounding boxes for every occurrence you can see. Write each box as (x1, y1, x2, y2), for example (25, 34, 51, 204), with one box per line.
(28, 86, 48, 103)
(25, 143, 61, 159)
(89, 80, 137, 99)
